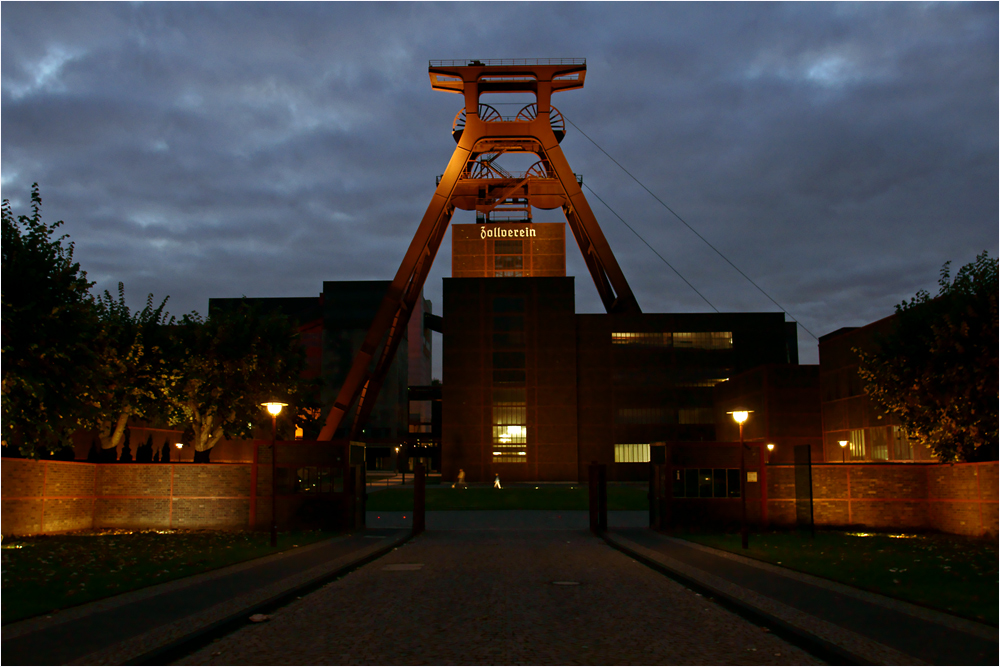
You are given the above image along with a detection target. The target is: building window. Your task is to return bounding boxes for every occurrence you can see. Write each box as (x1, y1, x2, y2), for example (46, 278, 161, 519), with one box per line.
(493, 315, 525, 347)
(672, 468, 741, 498)
(848, 429, 866, 460)
(678, 408, 715, 424)
(494, 240, 523, 254)
(275, 467, 344, 494)
(673, 332, 733, 350)
(615, 407, 674, 425)
(492, 298, 527, 464)
(492, 388, 527, 463)
(494, 255, 523, 271)
(870, 426, 890, 461)
(612, 332, 672, 347)
(614, 443, 650, 463)
(891, 426, 913, 460)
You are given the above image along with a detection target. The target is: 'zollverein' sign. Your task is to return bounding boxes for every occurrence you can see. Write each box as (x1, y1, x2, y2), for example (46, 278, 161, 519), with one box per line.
(480, 225, 536, 240)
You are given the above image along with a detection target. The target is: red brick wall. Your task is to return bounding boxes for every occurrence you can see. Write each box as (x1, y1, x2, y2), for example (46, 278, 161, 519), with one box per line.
(766, 461, 998, 537)
(2, 459, 252, 535)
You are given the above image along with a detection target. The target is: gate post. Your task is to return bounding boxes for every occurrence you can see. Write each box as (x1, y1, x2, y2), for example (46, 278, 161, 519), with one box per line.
(413, 462, 426, 534)
(589, 462, 599, 533)
(353, 465, 366, 530)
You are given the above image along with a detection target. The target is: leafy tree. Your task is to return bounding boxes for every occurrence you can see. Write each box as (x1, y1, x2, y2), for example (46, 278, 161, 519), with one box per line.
(167, 301, 316, 461)
(857, 252, 998, 462)
(2, 185, 102, 457)
(90, 283, 178, 458)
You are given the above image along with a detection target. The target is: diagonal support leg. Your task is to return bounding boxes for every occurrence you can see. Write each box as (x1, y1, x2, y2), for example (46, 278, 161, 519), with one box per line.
(317, 139, 473, 441)
(542, 141, 641, 314)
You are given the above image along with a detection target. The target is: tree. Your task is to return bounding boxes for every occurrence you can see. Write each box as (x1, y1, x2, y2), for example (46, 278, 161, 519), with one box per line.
(167, 300, 316, 461)
(857, 252, 998, 463)
(2, 185, 102, 457)
(90, 283, 178, 458)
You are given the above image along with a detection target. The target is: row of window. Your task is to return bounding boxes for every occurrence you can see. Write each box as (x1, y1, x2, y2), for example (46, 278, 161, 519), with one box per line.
(493, 297, 527, 463)
(614, 407, 716, 425)
(826, 426, 920, 462)
(611, 331, 733, 349)
(275, 466, 345, 495)
(673, 468, 741, 499)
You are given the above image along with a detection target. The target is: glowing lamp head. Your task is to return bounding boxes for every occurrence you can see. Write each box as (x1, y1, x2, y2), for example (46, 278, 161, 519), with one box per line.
(175, 442, 184, 449)
(262, 402, 287, 416)
(731, 410, 749, 424)
(838, 440, 848, 448)
(767, 443, 775, 452)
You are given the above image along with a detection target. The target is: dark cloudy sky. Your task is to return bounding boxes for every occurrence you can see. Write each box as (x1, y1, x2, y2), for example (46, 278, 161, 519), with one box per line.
(3, 2, 997, 374)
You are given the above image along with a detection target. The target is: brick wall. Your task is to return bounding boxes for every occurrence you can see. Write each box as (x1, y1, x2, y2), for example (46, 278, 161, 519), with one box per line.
(766, 461, 998, 537)
(2, 459, 252, 535)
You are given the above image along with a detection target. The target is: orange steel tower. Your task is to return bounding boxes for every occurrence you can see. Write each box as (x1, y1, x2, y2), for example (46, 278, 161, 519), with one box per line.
(318, 58, 640, 441)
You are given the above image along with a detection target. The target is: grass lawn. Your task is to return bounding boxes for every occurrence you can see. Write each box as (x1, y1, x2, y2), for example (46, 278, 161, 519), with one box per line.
(1, 528, 337, 624)
(366, 484, 648, 511)
(678, 529, 999, 625)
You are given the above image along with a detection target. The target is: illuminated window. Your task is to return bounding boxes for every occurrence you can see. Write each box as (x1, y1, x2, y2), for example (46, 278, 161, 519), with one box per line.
(673, 332, 733, 349)
(611, 332, 671, 347)
(870, 426, 890, 461)
(614, 443, 650, 463)
(677, 379, 729, 388)
(848, 429, 866, 460)
(678, 408, 715, 424)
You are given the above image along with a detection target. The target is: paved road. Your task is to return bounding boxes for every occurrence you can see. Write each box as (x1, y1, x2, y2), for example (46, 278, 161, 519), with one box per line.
(177, 529, 820, 665)
(367, 510, 648, 530)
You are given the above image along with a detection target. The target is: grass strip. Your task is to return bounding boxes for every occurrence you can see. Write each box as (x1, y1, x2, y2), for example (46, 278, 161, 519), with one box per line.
(677, 529, 998, 625)
(1, 528, 337, 624)
(365, 484, 648, 511)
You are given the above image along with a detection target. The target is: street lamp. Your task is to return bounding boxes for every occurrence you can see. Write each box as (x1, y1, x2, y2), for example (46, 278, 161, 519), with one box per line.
(839, 440, 848, 464)
(261, 401, 286, 547)
(766, 443, 775, 463)
(728, 410, 752, 549)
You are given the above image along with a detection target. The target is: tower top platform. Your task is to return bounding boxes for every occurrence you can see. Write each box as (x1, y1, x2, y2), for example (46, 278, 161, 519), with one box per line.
(428, 58, 587, 96)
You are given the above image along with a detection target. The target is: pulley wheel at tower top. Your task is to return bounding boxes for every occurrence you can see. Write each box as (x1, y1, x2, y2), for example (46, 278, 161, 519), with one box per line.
(516, 104, 566, 143)
(452, 104, 504, 142)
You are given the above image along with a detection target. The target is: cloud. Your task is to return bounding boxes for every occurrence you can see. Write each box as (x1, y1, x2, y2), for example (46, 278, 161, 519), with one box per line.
(2, 2, 996, 371)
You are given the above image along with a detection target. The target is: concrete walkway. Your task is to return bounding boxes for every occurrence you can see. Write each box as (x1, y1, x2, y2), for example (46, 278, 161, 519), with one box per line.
(1, 529, 410, 666)
(605, 529, 998, 666)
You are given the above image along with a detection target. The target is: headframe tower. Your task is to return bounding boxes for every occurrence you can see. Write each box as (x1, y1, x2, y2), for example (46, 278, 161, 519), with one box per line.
(318, 58, 640, 441)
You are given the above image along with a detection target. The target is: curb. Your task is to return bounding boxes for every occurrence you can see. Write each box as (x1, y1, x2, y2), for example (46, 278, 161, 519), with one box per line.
(124, 530, 414, 666)
(602, 531, 878, 666)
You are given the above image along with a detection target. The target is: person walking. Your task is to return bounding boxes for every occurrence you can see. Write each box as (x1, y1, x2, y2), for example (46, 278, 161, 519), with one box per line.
(453, 468, 466, 488)
(494, 473, 502, 489)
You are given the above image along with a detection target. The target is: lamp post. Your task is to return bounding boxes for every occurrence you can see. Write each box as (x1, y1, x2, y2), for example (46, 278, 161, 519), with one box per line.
(839, 440, 848, 464)
(766, 443, 775, 463)
(261, 402, 286, 547)
(728, 410, 752, 549)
